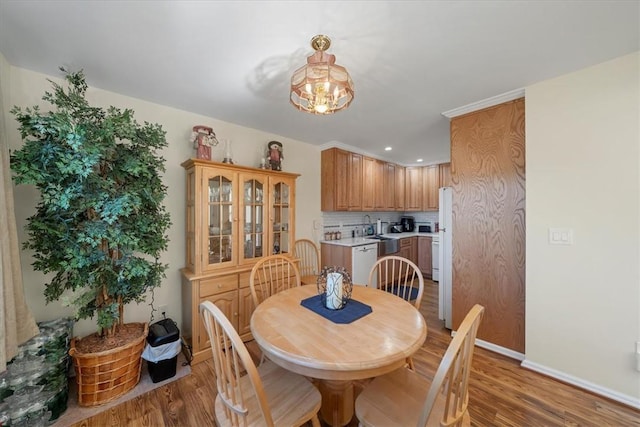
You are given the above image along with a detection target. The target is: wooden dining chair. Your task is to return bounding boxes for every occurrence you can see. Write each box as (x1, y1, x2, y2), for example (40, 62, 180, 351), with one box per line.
(369, 255, 425, 370)
(368, 255, 425, 309)
(199, 301, 321, 427)
(293, 239, 320, 285)
(355, 304, 485, 427)
(249, 254, 302, 307)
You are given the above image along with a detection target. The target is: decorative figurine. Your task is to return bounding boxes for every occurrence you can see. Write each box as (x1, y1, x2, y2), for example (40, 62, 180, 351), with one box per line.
(267, 140, 283, 171)
(190, 125, 219, 160)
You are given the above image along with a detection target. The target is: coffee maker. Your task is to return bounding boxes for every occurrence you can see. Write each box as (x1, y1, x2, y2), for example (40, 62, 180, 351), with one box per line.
(400, 216, 415, 232)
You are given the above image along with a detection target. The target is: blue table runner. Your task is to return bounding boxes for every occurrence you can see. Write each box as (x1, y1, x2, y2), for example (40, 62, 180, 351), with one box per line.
(300, 294, 372, 324)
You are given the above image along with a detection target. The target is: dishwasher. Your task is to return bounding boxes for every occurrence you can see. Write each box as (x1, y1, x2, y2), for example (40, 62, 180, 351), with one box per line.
(351, 243, 378, 288)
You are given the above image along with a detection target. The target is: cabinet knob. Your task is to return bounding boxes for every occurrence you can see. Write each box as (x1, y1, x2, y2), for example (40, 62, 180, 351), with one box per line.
(218, 284, 222, 288)
(234, 312, 238, 316)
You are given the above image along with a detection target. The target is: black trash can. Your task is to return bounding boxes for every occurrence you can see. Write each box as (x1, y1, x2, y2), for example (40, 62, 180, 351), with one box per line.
(145, 318, 180, 383)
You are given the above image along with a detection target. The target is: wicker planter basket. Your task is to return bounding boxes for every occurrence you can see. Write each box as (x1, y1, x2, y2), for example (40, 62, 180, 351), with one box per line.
(69, 322, 149, 407)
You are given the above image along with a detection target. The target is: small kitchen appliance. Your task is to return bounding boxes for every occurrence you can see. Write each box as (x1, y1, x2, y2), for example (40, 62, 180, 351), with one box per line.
(389, 223, 403, 233)
(400, 216, 415, 232)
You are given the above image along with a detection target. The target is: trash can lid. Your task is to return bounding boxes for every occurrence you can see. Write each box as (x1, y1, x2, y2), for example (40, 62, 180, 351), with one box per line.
(147, 318, 180, 347)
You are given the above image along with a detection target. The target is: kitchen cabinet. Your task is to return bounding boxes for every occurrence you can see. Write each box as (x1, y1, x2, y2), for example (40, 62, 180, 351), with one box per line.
(439, 162, 451, 188)
(418, 236, 432, 279)
(355, 156, 386, 211)
(321, 147, 449, 213)
(181, 159, 299, 364)
(348, 152, 363, 210)
(362, 156, 376, 211)
(321, 148, 362, 211)
(321, 243, 353, 278)
(384, 162, 397, 210)
(422, 165, 439, 211)
(404, 167, 423, 211)
(321, 148, 349, 211)
(395, 165, 405, 211)
(399, 237, 417, 265)
(374, 160, 386, 210)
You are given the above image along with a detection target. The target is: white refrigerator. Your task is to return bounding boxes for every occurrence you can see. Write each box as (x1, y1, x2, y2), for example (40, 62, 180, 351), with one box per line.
(438, 187, 453, 329)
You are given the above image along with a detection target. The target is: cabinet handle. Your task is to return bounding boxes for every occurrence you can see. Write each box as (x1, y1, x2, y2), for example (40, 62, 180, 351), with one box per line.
(234, 312, 238, 316)
(218, 284, 222, 288)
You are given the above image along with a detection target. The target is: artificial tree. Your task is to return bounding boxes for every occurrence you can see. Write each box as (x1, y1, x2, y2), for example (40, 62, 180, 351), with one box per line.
(10, 68, 171, 342)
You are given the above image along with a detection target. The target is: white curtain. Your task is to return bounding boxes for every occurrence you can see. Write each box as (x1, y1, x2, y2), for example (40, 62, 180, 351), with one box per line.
(0, 76, 39, 371)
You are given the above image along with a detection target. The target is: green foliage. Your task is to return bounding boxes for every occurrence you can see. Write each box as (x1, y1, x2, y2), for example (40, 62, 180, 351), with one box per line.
(10, 68, 171, 336)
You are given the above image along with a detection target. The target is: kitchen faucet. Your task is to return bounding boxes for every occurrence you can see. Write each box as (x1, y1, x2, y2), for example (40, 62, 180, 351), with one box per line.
(362, 214, 372, 236)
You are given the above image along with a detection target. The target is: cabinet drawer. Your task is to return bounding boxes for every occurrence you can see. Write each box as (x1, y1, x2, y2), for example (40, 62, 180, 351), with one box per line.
(400, 238, 412, 248)
(200, 275, 238, 297)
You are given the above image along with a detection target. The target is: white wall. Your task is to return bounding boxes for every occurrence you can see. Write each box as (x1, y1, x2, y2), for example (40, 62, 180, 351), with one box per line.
(525, 52, 640, 405)
(4, 66, 321, 339)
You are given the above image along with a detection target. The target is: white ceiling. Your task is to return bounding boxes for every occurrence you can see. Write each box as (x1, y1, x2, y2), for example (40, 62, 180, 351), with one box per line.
(1, 1, 638, 166)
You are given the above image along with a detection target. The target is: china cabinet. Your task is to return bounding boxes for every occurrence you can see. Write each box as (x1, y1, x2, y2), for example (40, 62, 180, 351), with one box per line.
(181, 159, 299, 364)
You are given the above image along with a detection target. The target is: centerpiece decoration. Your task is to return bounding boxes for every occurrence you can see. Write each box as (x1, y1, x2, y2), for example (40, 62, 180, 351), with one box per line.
(10, 68, 171, 406)
(316, 266, 352, 310)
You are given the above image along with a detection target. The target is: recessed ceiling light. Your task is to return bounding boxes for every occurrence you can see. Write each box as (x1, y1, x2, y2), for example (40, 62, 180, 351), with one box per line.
(417, 158, 423, 162)
(384, 146, 392, 151)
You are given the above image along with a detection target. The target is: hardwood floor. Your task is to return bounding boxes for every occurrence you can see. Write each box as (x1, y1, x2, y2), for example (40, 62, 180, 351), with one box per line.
(72, 280, 639, 426)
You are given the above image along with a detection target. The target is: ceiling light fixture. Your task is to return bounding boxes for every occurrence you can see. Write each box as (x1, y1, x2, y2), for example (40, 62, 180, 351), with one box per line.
(290, 35, 354, 115)
(385, 147, 392, 151)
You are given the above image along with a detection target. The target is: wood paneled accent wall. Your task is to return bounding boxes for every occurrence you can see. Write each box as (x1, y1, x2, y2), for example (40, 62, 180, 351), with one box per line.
(450, 98, 525, 353)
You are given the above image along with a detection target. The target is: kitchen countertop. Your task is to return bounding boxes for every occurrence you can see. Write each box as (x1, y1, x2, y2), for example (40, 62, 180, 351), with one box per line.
(321, 231, 438, 247)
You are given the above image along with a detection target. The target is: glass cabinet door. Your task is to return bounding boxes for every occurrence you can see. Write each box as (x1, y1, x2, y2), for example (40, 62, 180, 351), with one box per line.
(239, 173, 267, 265)
(206, 172, 235, 268)
(271, 179, 293, 255)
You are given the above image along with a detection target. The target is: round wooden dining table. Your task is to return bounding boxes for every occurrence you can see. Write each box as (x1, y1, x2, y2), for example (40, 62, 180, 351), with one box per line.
(250, 284, 427, 426)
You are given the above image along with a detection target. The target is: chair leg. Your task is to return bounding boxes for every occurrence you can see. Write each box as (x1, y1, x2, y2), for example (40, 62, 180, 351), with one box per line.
(406, 356, 415, 371)
(310, 414, 321, 427)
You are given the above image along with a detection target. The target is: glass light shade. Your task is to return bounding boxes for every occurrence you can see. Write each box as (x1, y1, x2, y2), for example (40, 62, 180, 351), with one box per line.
(290, 46, 354, 115)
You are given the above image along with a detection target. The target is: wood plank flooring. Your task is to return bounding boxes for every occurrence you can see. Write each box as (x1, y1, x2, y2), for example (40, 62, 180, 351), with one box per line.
(72, 280, 640, 426)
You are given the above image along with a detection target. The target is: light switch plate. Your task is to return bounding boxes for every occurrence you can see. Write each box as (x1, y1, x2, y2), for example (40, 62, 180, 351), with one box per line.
(549, 228, 574, 245)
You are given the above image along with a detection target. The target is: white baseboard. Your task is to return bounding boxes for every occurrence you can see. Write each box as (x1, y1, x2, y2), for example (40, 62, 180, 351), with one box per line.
(521, 359, 640, 410)
(450, 331, 525, 361)
(475, 338, 525, 361)
(449, 332, 640, 410)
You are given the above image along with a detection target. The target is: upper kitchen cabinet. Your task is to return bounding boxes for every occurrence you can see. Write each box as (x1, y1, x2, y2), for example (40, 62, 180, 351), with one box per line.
(321, 148, 349, 211)
(321, 148, 362, 211)
(384, 162, 397, 210)
(362, 156, 376, 211)
(439, 162, 451, 187)
(422, 165, 439, 211)
(321, 147, 449, 212)
(404, 167, 423, 211)
(394, 165, 405, 211)
(374, 160, 386, 210)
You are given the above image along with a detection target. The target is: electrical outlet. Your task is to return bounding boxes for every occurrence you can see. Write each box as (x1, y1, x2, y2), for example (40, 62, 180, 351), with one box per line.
(159, 304, 168, 319)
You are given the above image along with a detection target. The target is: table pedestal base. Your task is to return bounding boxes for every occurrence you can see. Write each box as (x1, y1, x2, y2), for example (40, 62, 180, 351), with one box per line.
(318, 380, 354, 426)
